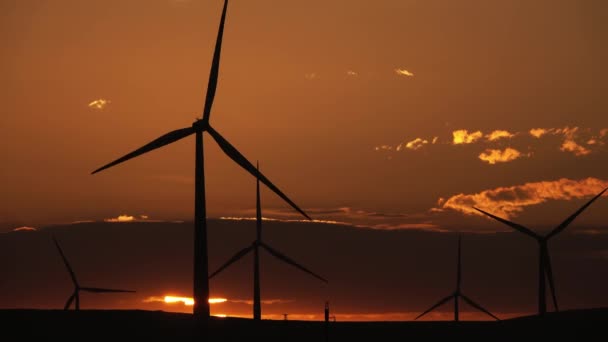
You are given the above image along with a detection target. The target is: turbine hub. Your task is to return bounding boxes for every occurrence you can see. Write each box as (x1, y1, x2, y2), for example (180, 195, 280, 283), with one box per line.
(192, 118, 208, 131)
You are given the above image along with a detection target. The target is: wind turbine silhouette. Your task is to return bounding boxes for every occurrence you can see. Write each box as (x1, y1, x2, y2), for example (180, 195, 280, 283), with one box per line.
(53, 236, 135, 310)
(210, 162, 327, 320)
(415, 236, 499, 321)
(474, 187, 607, 316)
(91, 0, 309, 319)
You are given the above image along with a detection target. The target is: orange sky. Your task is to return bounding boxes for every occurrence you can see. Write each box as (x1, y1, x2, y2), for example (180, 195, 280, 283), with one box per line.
(1, 0, 608, 321)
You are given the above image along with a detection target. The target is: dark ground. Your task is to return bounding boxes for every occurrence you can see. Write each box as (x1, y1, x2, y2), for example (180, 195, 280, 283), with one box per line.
(1, 308, 607, 341)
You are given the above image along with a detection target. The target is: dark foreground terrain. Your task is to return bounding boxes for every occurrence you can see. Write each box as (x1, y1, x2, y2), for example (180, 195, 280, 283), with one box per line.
(2, 308, 607, 341)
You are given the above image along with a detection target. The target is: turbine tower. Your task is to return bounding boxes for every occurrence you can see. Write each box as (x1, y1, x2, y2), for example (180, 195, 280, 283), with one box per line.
(415, 236, 499, 321)
(91, 0, 310, 320)
(53, 236, 135, 310)
(474, 187, 607, 316)
(209, 163, 327, 320)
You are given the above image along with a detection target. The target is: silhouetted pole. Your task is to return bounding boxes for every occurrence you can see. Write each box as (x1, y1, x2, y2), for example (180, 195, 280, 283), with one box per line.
(539, 242, 546, 315)
(253, 164, 262, 320)
(75, 293, 80, 311)
(193, 130, 210, 320)
(283, 313, 288, 320)
(454, 295, 459, 322)
(325, 301, 330, 342)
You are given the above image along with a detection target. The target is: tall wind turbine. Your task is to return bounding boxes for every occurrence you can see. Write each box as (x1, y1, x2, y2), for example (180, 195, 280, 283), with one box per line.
(415, 236, 499, 321)
(91, 0, 310, 319)
(474, 188, 607, 316)
(210, 162, 327, 320)
(53, 236, 135, 310)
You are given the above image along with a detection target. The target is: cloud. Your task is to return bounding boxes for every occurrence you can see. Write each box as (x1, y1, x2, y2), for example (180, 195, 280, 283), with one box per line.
(304, 72, 318, 80)
(486, 130, 515, 141)
(529, 128, 547, 138)
(88, 98, 110, 110)
(478, 148, 524, 165)
(374, 145, 393, 151)
(601, 128, 608, 138)
(13, 226, 37, 232)
(104, 215, 135, 222)
(432, 136, 439, 144)
(452, 129, 483, 144)
(561, 139, 591, 156)
(346, 70, 358, 77)
(439, 177, 608, 219)
(226, 207, 443, 232)
(404, 138, 428, 150)
(394, 68, 414, 77)
(229, 299, 294, 305)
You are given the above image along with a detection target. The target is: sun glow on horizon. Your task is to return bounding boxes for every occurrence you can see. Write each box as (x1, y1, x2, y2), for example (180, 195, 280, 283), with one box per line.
(148, 296, 227, 306)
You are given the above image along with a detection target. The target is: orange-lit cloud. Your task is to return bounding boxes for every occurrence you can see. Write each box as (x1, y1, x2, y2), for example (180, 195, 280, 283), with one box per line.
(13, 226, 37, 232)
(529, 128, 547, 138)
(432, 136, 438, 144)
(394, 68, 414, 77)
(600, 128, 608, 138)
(478, 147, 524, 165)
(144, 296, 227, 306)
(404, 138, 428, 150)
(561, 139, 591, 156)
(226, 207, 442, 232)
(346, 70, 358, 77)
(486, 130, 515, 141)
(452, 129, 483, 144)
(374, 145, 393, 151)
(104, 215, 135, 222)
(88, 98, 110, 110)
(230, 299, 294, 305)
(439, 177, 608, 219)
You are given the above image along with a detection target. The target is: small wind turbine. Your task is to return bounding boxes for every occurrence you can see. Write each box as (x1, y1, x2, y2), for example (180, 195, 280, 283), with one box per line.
(53, 236, 135, 311)
(415, 236, 499, 321)
(474, 187, 607, 315)
(209, 163, 327, 320)
(91, 0, 310, 319)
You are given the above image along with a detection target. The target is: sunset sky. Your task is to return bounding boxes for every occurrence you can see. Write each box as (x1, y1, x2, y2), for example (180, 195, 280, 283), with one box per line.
(1, 0, 608, 320)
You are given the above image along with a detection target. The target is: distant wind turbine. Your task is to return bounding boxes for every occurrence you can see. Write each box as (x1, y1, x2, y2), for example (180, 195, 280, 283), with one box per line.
(210, 162, 327, 320)
(474, 187, 607, 316)
(53, 236, 135, 311)
(91, 0, 310, 320)
(415, 236, 499, 321)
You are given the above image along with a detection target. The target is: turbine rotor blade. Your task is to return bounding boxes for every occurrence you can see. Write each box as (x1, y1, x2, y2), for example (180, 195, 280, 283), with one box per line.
(457, 235, 462, 291)
(414, 294, 453, 320)
(207, 126, 311, 220)
(80, 287, 136, 293)
(544, 248, 559, 311)
(91, 127, 195, 174)
(460, 294, 500, 320)
(547, 188, 608, 240)
(473, 207, 539, 239)
(52, 236, 79, 287)
(201, 0, 229, 121)
(64, 293, 76, 310)
(260, 242, 327, 283)
(209, 244, 255, 279)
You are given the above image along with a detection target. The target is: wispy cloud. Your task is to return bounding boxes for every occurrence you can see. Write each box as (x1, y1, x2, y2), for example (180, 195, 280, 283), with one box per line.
(227, 207, 443, 232)
(529, 128, 548, 138)
(403, 138, 428, 150)
(88, 98, 110, 110)
(346, 70, 358, 77)
(104, 214, 152, 223)
(561, 139, 591, 156)
(486, 130, 515, 141)
(452, 129, 483, 144)
(438, 177, 608, 219)
(394, 68, 414, 77)
(13, 226, 37, 232)
(478, 148, 525, 165)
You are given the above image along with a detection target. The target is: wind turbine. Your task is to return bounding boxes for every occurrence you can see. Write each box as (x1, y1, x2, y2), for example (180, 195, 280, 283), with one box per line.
(91, 0, 310, 320)
(474, 187, 607, 316)
(53, 236, 135, 310)
(209, 163, 327, 320)
(415, 236, 499, 321)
